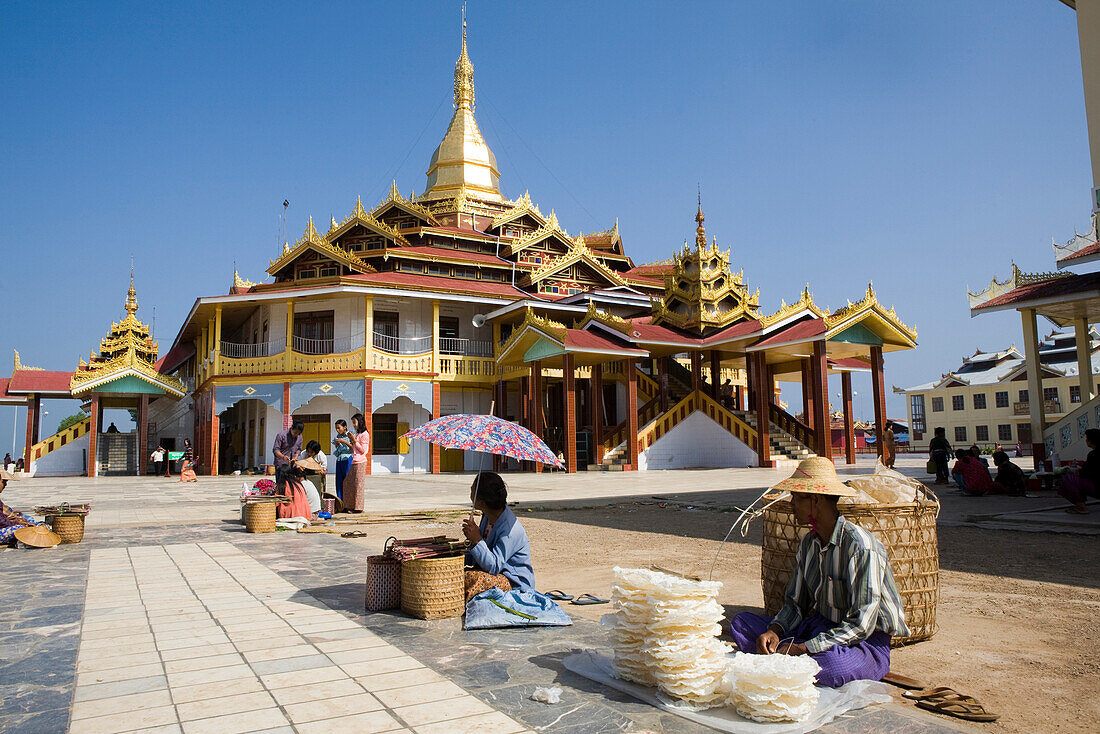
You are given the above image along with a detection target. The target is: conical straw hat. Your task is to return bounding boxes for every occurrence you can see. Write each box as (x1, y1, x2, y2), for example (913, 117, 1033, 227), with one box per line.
(769, 457, 859, 497)
(14, 524, 61, 548)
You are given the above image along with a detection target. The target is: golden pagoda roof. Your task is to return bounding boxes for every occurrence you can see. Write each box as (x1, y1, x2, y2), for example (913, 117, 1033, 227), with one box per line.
(70, 274, 185, 398)
(421, 20, 504, 203)
(520, 235, 627, 288)
(651, 202, 760, 333)
(268, 213, 382, 276)
(491, 192, 547, 230)
(372, 181, 441, 226)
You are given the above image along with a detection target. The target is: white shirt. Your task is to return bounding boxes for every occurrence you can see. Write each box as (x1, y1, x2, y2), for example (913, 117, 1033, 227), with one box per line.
(297, 449, 328, 472)
(151, 450, 164, 462)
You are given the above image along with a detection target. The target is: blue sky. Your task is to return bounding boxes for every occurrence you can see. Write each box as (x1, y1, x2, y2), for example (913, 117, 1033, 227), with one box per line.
(0, 0, 1090, 453)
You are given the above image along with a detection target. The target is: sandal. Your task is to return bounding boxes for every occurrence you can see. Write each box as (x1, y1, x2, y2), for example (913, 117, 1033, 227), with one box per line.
(340, 530, 367, 538)
(917, 696, 999, 722)
(882, 672, 925, 690)
(543, 590, 574, 601)
(903, 687, 968, 702)
(571, 593, 609, 605)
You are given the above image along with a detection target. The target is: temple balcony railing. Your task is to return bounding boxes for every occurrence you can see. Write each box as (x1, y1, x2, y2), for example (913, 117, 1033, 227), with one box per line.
(373, 332, 432, 355)
(220, 340, 285, 359)
(292, 333, 364, 356)
(440, 337, 494, 358)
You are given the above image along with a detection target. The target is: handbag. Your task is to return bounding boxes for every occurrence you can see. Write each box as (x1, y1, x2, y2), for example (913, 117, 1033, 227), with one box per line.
(925, 458, 937, 474)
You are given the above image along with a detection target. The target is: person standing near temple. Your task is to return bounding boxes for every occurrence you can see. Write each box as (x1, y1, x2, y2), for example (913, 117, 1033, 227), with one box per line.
(331, 419, 353, 500)
(882, 427, 896, 468)
(272, 421, 303, 469)
(150, 446, 165, 477)
(178, 439, 197, 482)
(342, 413, 369, 513)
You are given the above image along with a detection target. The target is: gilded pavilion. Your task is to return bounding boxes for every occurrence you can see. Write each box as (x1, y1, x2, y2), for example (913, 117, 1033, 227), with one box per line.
(5, 23, 918, 476)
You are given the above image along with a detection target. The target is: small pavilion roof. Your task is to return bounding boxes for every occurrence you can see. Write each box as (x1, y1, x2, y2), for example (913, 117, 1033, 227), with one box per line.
(970, 268, 1100, 326)
(7, 369, 75, 396)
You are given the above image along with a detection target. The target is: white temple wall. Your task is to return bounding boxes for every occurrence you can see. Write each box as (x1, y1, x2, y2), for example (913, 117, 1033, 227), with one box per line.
(638, 411, 757, 470)
(30, 433, 89, 476)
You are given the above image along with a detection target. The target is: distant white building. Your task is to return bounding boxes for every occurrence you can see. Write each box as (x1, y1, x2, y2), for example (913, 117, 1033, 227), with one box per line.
(896, 329, 1100, 453)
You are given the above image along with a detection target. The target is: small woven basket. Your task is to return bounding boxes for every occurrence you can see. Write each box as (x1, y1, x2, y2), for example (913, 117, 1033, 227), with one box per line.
(761, 495, 939, 647)
(321, 498, 336, 515)
(400, 554, 465, 620)
(366, 555, 401, 612)
(49, 515, 85, 544)
(244, 502, 277, 533)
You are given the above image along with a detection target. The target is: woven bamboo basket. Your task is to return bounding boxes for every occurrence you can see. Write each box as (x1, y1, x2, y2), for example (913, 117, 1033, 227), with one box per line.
(49, 515, 85, 544)
(366, 555, 401, 612)
(244, 502, 277, 534)
(761, 495, 939, 646)
(400, 554, 465, 620)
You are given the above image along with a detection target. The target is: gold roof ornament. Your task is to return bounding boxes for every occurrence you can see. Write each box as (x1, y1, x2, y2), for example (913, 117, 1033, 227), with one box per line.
(267, 215, 379, 276)
(421, 16, 504, 203)
(70, 275, 185, 398)
(370, 180, 440, 226)
(497, 306, 568, 357)
(824, 282, 918, 343)
(233, 269, 257, 291)
(758, 285, 827, 328)
(574, 301, 634, 337)
(491, 191, 547, 230)
(651, 200, 760, 334)
(13, 349, 44, 372)
(967, 262, 1072, 309)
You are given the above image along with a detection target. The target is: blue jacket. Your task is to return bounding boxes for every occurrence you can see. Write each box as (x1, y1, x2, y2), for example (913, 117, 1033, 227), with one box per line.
(466, 507, 534, 590)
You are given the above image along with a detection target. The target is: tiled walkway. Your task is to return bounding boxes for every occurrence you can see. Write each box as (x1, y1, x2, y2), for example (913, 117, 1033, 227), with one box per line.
(71, 543, 530, 734)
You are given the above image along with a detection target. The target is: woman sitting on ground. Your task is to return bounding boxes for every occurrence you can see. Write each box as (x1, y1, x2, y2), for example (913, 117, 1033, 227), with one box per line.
(0, 470, 36, 545)
(990, 451, 1028, 496)
(461, 471, 534, 602)
(951, 448, 992, 496)
(295, 440, 326, 515)
(275, 464, 312, 521)
(1059, 428, 1100, 514)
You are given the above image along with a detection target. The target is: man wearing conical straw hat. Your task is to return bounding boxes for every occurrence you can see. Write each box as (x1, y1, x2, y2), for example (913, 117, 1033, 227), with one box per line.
(728, 457, 909, 687)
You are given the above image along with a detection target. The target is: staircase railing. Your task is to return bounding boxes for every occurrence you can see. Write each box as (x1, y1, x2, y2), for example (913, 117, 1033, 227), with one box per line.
(601, 395, 661, 454)
(638, 390, 757, 454)
(769, 403, 814, 451)
(28, 416, 92, 463)
(637, 367, 659, 402)
(697, 391, 758, 449)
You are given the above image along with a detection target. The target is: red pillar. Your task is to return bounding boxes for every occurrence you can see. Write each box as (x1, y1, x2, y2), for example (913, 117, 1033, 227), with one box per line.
(811, 340, 831, 459)
(23, 394, 39, 471)
(431, 382, 441, 474)
(209, 392, 219, 476)
(842, 371, 856, 465)
(752, 352, 772, 467)
(871, 346, 887, 460)
(709, 351, 721, 401)
(531, 362, 544, 473)
(626, 359, 639, 471)
(87, 394, 100, 477)
(138, 394, 149, 476)
(364, 379, 372, 475)
(282, 382, 291, 430)
(691, 352, 703, 394)
(563, 354, 577, 473)
(591, 365, 604, 465)
(801, 359, 814, 429)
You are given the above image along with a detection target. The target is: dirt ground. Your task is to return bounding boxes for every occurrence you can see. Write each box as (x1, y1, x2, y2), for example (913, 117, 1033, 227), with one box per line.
(343, 501, 1100, 734)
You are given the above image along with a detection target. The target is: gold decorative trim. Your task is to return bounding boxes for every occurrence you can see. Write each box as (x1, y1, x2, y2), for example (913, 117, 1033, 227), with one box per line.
(521, 234, 627, 288)
(824, 283, 918, 342)
(13, 349, 44, 372)
(968, 263, 1073, 309)
(490, 191, 547, 230)
(233, 269, 257, 290)
(758, 285, 826, 328)
(497, 307, 568, 358)
(267, 215, 378, 276)
(574, 302, 634, 337)
(371, 180, 441, 226)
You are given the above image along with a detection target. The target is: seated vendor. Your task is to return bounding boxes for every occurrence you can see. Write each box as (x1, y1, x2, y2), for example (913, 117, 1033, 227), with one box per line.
(0, 469, 36, 545)
(294, 440, 326, 515)
(461, 471, 534, 602)
(728, 457, 909, 688)
(990, 450, 1027, 496)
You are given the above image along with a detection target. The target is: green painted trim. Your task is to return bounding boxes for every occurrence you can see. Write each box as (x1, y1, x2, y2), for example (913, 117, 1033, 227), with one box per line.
(91, 374, 167, 395)
(524, 338, 564, 362)
(831, 322, 883, 347)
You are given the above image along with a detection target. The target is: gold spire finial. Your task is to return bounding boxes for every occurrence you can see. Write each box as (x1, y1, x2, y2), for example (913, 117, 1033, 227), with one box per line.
(125, 267, 138, 316)
(695, 192, 706, 250)
(454, 7, 474, 111)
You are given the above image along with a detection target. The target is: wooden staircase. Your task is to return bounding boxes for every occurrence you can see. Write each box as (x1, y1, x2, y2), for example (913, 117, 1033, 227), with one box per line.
(733, 407, 817, 468)
(27, 416, 93, 466)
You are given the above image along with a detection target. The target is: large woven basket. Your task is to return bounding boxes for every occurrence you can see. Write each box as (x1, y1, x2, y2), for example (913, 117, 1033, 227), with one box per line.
(400, 555, 465, 620)
(366, 555, 401, 612)
(761, 496, 939, 646)
(49, 515, 85, 544)
(244, 502, 277, 534)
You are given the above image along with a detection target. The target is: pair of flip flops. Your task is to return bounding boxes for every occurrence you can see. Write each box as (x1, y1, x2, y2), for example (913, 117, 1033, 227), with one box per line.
(543, 590, 609, 605)
(903, 686, 999, 722)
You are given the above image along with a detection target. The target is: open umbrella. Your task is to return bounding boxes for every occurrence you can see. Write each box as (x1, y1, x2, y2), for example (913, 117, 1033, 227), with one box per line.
(402, 414, 564, 469)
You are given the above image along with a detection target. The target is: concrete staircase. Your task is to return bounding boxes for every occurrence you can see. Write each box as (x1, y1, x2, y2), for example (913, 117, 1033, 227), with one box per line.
(732, 410, 816, 468)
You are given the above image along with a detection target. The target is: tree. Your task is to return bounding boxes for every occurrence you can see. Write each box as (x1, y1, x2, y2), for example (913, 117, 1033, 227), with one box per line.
(56, 413, 88, 433)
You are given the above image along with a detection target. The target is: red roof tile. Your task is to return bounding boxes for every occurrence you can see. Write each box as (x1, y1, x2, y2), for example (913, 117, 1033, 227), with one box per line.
(621, 318, 763, 346)
(345, 271, 530, 299)
(386, 245, 510, 266)
(626, 264, 674, 277)
(829, 357, 871, 370)
(972, 271, 1100, 311)
(1057, 242, 1100, 265)
(750, 318, 827, 348)
(564, 329, 648, 355)
(156, 343, 196, 375)
(7, 369, 74, 395)
(0, 377, 12, 401)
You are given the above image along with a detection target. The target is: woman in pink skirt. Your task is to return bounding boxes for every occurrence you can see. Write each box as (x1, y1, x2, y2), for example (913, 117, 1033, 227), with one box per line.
(342, 413, 369, 512)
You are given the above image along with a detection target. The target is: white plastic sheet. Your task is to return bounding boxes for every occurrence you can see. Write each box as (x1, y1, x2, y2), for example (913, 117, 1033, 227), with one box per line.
(563, 650, 892, 734)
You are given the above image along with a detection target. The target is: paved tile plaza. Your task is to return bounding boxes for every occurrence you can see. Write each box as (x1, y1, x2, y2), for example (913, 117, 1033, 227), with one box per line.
(0, 458, 1016, 733)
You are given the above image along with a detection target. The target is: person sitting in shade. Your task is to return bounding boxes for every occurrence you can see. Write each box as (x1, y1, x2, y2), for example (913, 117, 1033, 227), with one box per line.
(990, 451, 1028, 496)
(1059, 428, 1100, 514)
(728, 457, 909, 688)
(951, 448, 992, 496)
(461, 471, 533, 602)
(295, 440, 327, 516)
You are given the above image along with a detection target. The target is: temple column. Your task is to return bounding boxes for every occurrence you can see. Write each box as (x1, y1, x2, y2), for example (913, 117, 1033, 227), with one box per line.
(811, 340, 831, 459)
(363, 295, 373, 370)
(213, 305, 223, 376)
(801, 359, 814, 429)
(691, 352, 703, 394)
(282, 383, 291, 430)
(842, 371, 856, 465)
(23, 393, 39, 472)
(431, 382, 441, 474)
(626, 358, 639, 471)
(563, 354, 577, 473)
(870, 346, 887, 461)
(209, 391, 219, 476)
(1075, 316, 1094, 401)
(364, 378, 372, 475)
(591, 364, 604, 465)
(751, 352, 772, 467)
(284, 300, 295, 372)
(87, 394, 99, 477)
(709, 351, 721, 402)
(531, 361, 544, 473)
(1022, 308, 1046, 467)
(137, 394, 149, 476)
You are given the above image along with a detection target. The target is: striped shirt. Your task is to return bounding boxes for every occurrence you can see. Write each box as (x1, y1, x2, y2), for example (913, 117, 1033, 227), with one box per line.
(771, 515, 909, 654)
